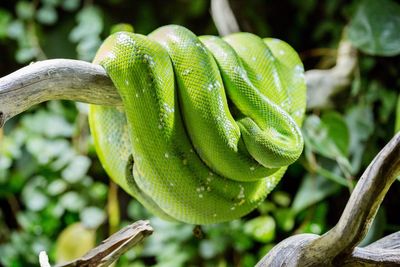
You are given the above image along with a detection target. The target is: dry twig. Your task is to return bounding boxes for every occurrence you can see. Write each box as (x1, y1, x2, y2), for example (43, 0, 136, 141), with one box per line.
(54, 220, 153, 267)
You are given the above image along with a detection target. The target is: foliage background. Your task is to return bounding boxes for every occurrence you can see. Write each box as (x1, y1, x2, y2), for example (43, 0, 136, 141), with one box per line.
(0, 0, 399, 266)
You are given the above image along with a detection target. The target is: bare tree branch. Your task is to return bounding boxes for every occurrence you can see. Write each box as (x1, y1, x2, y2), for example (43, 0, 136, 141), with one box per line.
(305, 40, 358, 110)
(305, 133, 400, 263)
(0, 32, 358, 129)
(365, 231, 400, 250)
(339, 232, 400, 266)
(0, 47, 355, 128)
(257, 133, 400, 266)
(0, 59, 120, 127)
(210, 0, 240, 36)
(341, 246, 400, 266)
(54, 220, 153, 267)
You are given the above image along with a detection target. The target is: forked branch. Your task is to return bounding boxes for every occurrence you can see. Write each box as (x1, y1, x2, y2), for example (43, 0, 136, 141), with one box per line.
(257, 133, 400, 266)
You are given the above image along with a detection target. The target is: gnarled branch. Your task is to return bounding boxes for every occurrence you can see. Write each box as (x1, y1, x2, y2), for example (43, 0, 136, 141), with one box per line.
(257, 133, 400, 266)
(0, 59, 120, 127)
(53, 220, 153, 267)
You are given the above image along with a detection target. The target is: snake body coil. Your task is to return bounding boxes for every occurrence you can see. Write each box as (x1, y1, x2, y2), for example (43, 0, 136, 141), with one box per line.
(88, 25, 306, 224)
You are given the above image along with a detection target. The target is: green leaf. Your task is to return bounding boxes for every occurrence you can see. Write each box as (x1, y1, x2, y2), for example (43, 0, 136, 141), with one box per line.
(348, 0, 400, 56)
(199, 240, 218, 259)
(302, 202, 328, 235)
(274, 208, 295, 232)
(345, 105, 374, 144)
(60, 191, 86, 212)
(47, 180, 67, 196)
(46, 203, 65, 219)
(69, 6, 103, 41)
(16, 1, 34, 20)
(61, 155, 91, 183)
(15, 47, 37, 63)
(344, 105, 374, 172)
(365, 81, 397, 123)
(42, 0, 61, 6)
(88, 182, 108, 201)
(62, 0, 80, 11)
(321, 112, 350, 156)
(80, 207, 106, 229)
(257, 201, 276, 214)
(36, 5, 58, 25)
(271, 191, 291, 207)
(26, 138, 70, 164)
(292, 174, 340, 214)
(315, 164, 348, 187)
(22, 187, 49, 211)
(21, 110, 74, 138)
(303, 112, 350, 159)
(244, 216, 276, 243)
(76, 36, 101, 61)
(7, 20, 24, 39)
(69, 5, 103, 60)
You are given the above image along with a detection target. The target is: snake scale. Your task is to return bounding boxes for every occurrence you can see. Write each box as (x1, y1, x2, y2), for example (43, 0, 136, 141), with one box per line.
(88, 25, 306, 224)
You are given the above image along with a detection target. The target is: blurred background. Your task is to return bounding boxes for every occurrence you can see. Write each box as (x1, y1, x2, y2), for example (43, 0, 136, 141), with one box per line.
(0, 0, 399, 266)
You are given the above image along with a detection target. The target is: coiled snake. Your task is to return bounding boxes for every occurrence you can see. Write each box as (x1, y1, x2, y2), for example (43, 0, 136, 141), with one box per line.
(88, 25, 306, 224)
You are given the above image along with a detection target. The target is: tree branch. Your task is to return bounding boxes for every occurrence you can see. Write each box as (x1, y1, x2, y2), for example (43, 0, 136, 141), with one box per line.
(210, 0, 240, 36)
(339, 231, 400, 266)
(257, 133, 400, 266)
(53, 220, 153, 267)
(305, 39, 358, 110)
(0, 30, 357, 129)
(305, 133, 400, 264)
(0, 59, 120, 127)
(0, 46, 355, 128)
(341, 246, 400, 266)
(365, 231, 400, 250)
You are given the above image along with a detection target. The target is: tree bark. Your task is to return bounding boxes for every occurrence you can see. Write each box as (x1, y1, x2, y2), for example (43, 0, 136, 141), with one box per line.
(257, 133, 400, 266)
(54, 220, 153, 267)
(0, 59, 119, 127)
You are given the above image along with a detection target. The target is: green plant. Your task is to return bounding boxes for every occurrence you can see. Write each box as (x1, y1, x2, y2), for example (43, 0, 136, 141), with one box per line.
(0, 0, 399, 266)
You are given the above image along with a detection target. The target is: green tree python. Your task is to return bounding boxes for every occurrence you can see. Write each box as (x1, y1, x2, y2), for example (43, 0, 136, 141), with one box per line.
(88, 25, 306, 224)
